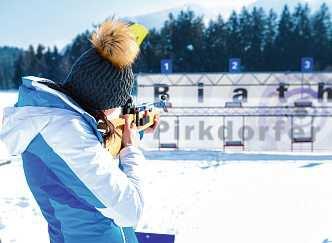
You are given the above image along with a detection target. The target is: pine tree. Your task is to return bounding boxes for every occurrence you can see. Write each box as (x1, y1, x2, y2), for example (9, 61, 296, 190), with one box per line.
(13, 53, 24, 88)
(292, 3, 313, 70)
(161, 10, 205, 72)
(247, 7, 266, 71)
(275, 5, 295, 70)
(204, 15, 228, 72)
(312, 3, 332, 70)
(25, 45, 38, 76)
(263, 9, 278, 71)
(43, 47, 53, 79)
(35, 44, 48, 77)
(238, 7, 252, 71)
(0, 65, 5, 89)
(0, 47, 21, 89)
(52, 46, 64, 82)
(225, 11, 242, 68)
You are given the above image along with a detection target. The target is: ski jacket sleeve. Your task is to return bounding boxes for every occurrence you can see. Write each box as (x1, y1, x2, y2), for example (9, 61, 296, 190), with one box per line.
(40, 112, 146, 227)
(0, 107, 50, 162)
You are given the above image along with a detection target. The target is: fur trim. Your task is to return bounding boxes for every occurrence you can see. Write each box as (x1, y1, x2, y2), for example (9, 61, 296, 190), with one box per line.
(91, 19, 139, 69)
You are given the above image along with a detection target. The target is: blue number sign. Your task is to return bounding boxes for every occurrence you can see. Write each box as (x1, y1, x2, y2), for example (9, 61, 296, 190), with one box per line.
(301, 57, 314, 72)
(229, 58, 241, 73)
(161, 59, 173, 74)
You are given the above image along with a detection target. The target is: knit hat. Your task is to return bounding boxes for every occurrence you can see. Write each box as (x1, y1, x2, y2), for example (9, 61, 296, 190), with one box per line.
(62, 19, 147, 111)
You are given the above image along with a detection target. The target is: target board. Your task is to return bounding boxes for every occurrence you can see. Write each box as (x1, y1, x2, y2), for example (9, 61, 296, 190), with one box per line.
(136, 73, 332, 153)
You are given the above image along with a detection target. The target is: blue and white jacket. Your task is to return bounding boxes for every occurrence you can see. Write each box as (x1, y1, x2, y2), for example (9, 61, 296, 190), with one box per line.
(0, 76, 145, 243)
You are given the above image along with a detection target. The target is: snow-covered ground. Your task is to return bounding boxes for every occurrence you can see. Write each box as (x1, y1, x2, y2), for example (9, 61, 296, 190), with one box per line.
(0, 91, 17, 108)
(1, 91, 332, 243)
(1, 155, 332, 243)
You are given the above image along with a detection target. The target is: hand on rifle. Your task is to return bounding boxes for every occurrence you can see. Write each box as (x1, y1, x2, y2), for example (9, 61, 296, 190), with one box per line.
(120, 114, 140, 148)
(144, 114, 160, 134)
(120, 113, 160, 149)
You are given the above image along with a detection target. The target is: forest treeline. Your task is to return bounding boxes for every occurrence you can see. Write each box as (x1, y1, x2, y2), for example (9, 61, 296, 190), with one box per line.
(1, 3, 332, 89)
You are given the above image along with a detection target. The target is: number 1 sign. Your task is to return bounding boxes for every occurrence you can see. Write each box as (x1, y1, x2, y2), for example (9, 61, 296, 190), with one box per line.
(161, 59, 173, 74)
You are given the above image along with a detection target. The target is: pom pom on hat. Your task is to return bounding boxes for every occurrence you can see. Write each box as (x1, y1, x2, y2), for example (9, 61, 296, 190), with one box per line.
(91, 19, 140, 70)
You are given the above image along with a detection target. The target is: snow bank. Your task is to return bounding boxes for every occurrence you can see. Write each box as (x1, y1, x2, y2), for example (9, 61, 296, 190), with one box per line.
(1, 157, 332, 243)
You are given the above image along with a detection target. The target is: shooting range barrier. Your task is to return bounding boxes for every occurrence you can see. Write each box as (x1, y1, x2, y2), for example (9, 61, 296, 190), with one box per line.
(136, 72, 332, 153)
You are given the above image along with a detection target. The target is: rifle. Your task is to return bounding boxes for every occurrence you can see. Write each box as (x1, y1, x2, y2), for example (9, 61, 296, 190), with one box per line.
(105, 95, 170, 157)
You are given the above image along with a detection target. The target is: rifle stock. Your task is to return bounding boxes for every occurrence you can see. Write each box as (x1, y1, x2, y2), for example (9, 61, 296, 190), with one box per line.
(105, 97, 170, 157)
(105, 110, 159, 157)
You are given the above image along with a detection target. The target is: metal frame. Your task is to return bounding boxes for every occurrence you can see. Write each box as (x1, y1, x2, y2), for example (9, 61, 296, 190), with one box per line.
(137, 72, 332, 87)
(290, 115, 315, 152)
(156, 110, 331, 152)
(138, 72, 332, 152)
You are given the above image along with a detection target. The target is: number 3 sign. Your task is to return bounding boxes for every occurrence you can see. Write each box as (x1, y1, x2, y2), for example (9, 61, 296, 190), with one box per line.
(301, 57, 314, 72)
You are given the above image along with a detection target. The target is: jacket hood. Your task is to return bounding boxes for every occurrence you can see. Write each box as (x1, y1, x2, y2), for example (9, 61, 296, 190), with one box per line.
(0, 76, 102, 162)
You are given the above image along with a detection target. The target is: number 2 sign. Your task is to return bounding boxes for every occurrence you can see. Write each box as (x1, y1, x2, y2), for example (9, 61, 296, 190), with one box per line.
(229, 58, 241, 73)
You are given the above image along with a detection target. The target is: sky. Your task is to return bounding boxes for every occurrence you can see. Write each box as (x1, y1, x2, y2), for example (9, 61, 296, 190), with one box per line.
(34, 0, 256, 17)
(0, 0, 256, 49)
